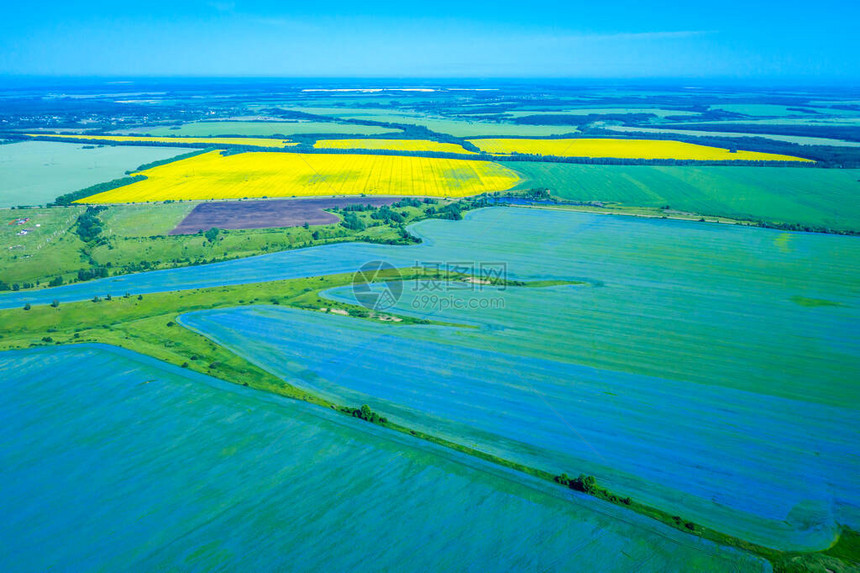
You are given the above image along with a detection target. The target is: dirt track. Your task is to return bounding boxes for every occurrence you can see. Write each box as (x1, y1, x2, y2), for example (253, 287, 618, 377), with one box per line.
(169, 197, 400, 234)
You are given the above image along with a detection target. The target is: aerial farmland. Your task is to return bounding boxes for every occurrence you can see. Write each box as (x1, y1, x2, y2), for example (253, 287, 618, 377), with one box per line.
(0, 57, 858, 573)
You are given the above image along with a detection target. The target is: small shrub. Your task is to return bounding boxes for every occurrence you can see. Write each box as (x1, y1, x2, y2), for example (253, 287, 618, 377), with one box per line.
(340, 404, 387, 424)
(571, 474, 597, 494)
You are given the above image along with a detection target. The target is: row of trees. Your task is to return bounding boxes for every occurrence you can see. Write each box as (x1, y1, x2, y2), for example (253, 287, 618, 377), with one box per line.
(74, 207, 106, 242)
(513, 113, 657, 127)
(52, 176, 144, 206)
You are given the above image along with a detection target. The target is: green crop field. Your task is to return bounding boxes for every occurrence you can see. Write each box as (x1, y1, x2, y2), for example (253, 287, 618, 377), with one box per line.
(0, 141, 192, 208)
(676, 117, 860, 127)
(372, 116, 580, 137)
(283, 109, 581, 137)
(501, 108, 700, 118)
(138, 121, 402, 137)
(286, 107, 427, 120)
(710, 104, 806, 117)
(507, 162, 860, 232)
(98, 202, 196, 236)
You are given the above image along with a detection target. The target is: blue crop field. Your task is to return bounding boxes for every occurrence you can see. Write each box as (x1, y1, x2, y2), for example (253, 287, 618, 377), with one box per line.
(180, 301, 858, 551)
(0, 345, 767, 572)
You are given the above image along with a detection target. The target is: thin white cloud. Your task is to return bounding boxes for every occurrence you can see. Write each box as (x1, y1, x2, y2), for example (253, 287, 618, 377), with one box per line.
(566, 30, 715, 41)
(243, 16, 324, 33)
(207, 1, 236, 12)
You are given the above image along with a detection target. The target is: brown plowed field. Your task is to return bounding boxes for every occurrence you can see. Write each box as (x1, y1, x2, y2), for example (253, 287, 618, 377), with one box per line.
(169, 196, 400, 234)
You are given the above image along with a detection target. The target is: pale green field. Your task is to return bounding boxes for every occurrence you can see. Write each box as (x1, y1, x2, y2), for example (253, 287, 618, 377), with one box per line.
(501, 108, 699, 118)
(137, 121, 402, 137)
(0, 141, 190, 208)
(711, 104, 809, 117)
(808, 100, 860, 107)
(282, 108, 581, 137)
(24, 133, 298, 149)
(386, 116, 580, 137)
(287, 107, 423, 119)
(677, 117, 860, 127)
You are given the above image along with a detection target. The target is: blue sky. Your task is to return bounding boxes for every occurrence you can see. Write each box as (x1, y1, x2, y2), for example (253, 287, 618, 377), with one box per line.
(1, 0, 857, 80)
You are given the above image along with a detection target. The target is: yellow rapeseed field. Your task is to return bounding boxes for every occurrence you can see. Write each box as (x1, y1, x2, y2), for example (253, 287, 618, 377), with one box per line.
(25, 133, 297, 149)
(467, 138, 812, 162)
(77, 151, 521, 203)
(314, 139, 476, 154)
